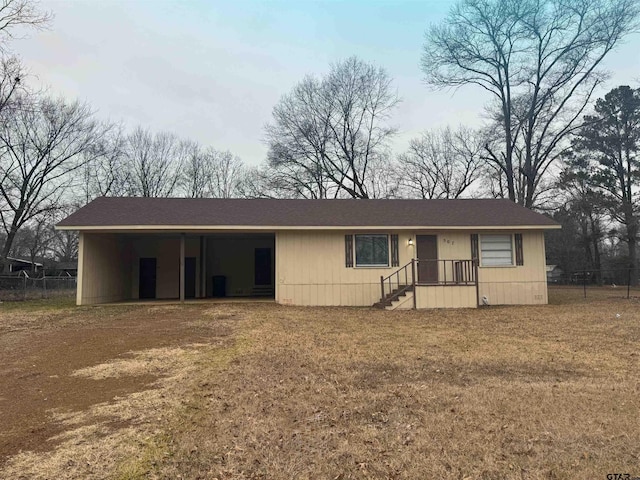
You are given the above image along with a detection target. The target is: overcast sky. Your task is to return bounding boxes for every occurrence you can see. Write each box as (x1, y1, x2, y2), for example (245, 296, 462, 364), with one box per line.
(13, 0, 640, 166)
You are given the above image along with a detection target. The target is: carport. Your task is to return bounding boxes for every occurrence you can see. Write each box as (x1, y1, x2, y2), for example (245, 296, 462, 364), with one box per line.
(76, 231, 275, 305)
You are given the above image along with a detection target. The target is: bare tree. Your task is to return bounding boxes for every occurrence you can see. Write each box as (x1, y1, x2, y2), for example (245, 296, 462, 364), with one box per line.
(0, 0, 50, 48)
(364, 153, 401, 199)
(180, 145, 244, 198)
(265, 76, 337, 199)
(10, 211, 54, 271)
(180, 142, 210, 198)
(398, 127, 482, 199)
(209, 149, 243, 198)
(0, 95, 100, 271)
(235, 165, 309, 199)
(123, 127, 186, 197)
(78, 123, 129, 202)
(0, 1, 50, 119)
(48, 206, 78, 263)
(49, 228, 77, 263)
(265, 57, 400, 199)
(0, 57, 22, 115)
(422, 0, 639, 208)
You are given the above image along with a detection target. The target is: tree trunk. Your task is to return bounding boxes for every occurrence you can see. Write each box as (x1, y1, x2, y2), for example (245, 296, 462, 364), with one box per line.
(628, 237, 637, 287)
(1, 225, 19, 274)
(592, 236, 602, 286)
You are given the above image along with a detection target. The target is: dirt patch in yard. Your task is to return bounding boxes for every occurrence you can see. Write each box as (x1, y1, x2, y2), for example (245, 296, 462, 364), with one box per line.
(0, 301, 237, 463)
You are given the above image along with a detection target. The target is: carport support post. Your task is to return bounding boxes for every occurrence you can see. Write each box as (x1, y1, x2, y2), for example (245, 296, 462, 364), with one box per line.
(180, 233, 185, 302)
(200, 236, 206, 298)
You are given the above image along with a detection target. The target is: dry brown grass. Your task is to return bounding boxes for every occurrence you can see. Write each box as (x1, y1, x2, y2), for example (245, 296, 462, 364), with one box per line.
(151, 299, 640, 480)
(1, 296, 639, 479)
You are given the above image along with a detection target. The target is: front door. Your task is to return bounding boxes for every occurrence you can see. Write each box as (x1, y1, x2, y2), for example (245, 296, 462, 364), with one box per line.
(254, 248, 272, 286)
(139, 258, 157, 299)
(416, 235, 438, 283)
(184, 257, 196, 299)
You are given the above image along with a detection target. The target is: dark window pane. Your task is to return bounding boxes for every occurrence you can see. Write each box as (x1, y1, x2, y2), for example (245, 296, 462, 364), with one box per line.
(355, 235, 389, 266)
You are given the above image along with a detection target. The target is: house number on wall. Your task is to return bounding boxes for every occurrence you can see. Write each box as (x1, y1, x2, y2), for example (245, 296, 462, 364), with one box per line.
(441, 238, 455, 245)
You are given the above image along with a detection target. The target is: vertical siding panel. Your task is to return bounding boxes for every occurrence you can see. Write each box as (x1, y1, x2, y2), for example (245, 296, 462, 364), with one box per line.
(355, 284, 363, 306)
(316, 233, 326, 301)
(309, 279, 318, 306)
(316, 281, 325, 305)
(445, 287, 453, 308)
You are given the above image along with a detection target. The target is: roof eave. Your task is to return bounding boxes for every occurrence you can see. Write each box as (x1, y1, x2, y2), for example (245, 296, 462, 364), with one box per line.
(56, 224, 561, 232)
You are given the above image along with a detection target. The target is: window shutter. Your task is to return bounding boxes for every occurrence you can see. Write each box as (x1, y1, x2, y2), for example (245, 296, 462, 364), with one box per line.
(345, 235, 353, 267)
(471, 234, 479, 260)
(515, 233, 524, 266)
(390, 234, 399, 267)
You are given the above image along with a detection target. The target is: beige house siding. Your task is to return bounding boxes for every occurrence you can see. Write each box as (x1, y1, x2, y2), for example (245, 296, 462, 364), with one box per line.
(477, 231, 548, 305)
(276, 230, 414, 306)
(415, 285, 477, 308)
(78, 232, 132, 305)
(276, 229, 548, 308)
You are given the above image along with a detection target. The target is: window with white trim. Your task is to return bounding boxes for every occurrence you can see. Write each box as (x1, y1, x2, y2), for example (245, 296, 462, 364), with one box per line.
(480, 234, 513, 266)
(355, 234, 389, 267)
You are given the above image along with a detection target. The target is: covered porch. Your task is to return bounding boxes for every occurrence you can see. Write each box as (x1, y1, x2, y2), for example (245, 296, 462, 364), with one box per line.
(76, 231, 275, 305)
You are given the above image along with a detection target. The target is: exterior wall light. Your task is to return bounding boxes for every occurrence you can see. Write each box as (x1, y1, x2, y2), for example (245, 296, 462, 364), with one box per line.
(408, 238, 414, 246)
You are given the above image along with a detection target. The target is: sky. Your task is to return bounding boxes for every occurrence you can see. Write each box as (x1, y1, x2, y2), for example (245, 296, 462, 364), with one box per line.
(12, 0, 640, 166)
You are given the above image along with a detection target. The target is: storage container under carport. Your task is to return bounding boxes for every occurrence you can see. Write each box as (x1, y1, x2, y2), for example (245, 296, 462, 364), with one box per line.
(212, 275, 226, 297)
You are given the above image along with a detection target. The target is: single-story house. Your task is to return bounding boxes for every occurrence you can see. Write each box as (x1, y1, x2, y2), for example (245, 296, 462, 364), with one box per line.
(56, 197, 560, 309)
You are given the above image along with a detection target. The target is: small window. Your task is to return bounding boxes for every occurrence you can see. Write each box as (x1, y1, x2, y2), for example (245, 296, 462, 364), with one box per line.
(355, 234, 389, 267)
(480, 234, 513, 266)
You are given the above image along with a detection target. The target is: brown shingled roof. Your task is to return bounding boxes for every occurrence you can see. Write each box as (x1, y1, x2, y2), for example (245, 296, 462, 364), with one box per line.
(57, 197, 559, 230)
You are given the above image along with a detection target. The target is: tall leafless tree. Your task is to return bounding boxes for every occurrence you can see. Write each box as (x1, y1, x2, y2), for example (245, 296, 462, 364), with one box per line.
(0, 1, 50, 117)
(208, 149, 243, 198)
(180, 142, 210, 198)
(399, 126, 483, 199)
(78, 123, 129, 202)
(422, 0, 639, 208)
(364, 153, 401, 199)
(235, 165, 308, 199)
(180, 145, 244, 198)
(0, 95, 100, 271)
(265, 57, 400, 199)
(123, 127, 186, 197)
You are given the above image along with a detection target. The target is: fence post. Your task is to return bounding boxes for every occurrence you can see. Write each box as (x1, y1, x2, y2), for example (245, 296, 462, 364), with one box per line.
(627, 266, 632, 299)
(583, 270, 587, 299)
(43, 273, 47, 299)
(23, 273, 26, 301)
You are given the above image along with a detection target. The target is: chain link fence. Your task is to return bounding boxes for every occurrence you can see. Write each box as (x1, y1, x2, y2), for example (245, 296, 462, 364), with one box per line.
(548, 267, 640, 301)
(0, 273, 76, 301)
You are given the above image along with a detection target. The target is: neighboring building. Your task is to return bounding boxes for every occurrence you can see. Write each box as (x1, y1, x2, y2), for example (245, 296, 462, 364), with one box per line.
(6, 257, 43, 273)
(546, 264, 563, 284)
(45, 261, 78, 277)
(56, 197, 560, 309)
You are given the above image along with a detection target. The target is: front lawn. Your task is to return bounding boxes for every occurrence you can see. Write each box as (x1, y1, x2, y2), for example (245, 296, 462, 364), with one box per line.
(1, 294, 638, 479)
